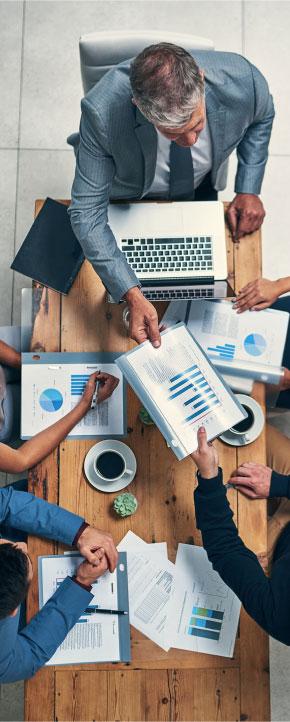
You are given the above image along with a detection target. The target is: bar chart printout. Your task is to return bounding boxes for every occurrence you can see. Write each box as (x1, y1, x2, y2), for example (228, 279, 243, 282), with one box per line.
(167, 545, 241, 657)
(168, 363, 220, 425)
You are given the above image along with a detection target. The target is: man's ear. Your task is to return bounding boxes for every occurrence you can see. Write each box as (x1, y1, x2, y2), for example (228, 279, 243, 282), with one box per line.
(199, 69, 205, 81)
(9, 607, 19, 618)
(131, 97, 137, 106)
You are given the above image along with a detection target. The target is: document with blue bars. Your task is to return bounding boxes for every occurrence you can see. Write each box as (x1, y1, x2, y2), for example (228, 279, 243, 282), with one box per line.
(21, 352, 125, 439)
(116, 323, 246, 459)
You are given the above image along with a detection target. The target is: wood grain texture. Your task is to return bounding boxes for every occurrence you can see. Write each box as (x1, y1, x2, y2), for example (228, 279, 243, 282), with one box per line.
(25, 200, 269, 722)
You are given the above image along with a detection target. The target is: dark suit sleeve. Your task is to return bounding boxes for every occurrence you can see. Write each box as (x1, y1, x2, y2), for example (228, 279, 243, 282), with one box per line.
(270, 470, 290, 498)
(0, 578, 93, 682)
(68, 97, 140, 302)
(0, 487, 84, 546)
(194, 470, 290, 645)
(235, 62, 275, 195)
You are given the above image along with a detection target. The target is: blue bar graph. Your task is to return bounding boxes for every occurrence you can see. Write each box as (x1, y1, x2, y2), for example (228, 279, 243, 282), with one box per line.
(188, 627, 220, 641)
(207, 342, 236, 361)
(71, 374, 90, 396)
(167, 364, 221, 424)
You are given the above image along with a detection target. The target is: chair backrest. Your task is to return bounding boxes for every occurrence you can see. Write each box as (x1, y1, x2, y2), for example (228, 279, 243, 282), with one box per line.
(79, 30, 214, 94)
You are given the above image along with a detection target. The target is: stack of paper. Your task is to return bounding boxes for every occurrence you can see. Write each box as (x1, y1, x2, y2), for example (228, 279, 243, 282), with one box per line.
(118, 533, 241, 658)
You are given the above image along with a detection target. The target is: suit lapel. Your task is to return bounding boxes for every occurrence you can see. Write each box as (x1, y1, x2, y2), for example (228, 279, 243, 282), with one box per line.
(134, 107, 157, 197)
(205, 83, 226, 183)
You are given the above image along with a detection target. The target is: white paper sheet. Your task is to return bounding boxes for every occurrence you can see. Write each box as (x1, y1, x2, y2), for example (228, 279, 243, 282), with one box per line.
(118, 532, 173, 650)
(124, 324, 245, 456)
(187, 300, 288, 367)
(21, 361, 124, 438)
(166, 544, 241, 658)
(39, 554, 121, 665)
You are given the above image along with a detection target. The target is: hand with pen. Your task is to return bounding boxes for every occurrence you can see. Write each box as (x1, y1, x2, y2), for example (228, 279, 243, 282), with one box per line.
(81, 371, 119, 409)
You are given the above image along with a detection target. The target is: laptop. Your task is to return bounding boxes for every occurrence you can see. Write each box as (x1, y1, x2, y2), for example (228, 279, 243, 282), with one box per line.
(107, 200, 234, 301)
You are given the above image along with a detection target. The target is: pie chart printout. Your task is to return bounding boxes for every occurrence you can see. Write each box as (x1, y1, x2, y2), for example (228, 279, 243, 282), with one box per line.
(39, 388, 63, 412)
(243, 333, 267, 357)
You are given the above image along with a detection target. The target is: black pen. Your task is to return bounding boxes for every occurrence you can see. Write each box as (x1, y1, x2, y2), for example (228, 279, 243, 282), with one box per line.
(84, 607, 128, 615)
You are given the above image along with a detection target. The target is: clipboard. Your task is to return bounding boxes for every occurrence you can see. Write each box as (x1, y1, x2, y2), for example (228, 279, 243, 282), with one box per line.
(21, 351, 126, 439)
(116, 323, 246, 460)
(38, 551, 131, 665)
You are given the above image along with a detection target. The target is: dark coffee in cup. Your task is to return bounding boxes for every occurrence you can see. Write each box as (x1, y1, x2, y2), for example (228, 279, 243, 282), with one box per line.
(96, 450, 125, 480)
(231, 404, 254, 434)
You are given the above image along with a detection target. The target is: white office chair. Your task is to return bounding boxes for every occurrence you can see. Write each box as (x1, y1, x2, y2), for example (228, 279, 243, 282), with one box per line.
(79, 30, 214, 94)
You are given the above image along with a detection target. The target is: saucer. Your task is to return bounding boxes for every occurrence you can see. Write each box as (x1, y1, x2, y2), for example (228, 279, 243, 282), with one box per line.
(84, 440, 137, 493)
(219, 394, 265, 447)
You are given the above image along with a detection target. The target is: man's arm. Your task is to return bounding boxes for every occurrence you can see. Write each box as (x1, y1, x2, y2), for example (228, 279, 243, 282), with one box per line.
(0, 486, 84, 545)
(191, 427, 290, 644)
(68, 101, 161, 346)
(227, 62, 275, 240)
(68, 98, 139, 303)
(234, 63, 275, 196)
(0, 577, 93, 683)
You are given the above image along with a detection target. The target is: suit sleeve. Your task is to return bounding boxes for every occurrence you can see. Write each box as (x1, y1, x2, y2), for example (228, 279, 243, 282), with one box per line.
(0, 486, 84, 546)
(194, 470, 290, 644)
(68, 98, 140, 302)
(234, 62, 275, 195)
(0, 578, 93, 682)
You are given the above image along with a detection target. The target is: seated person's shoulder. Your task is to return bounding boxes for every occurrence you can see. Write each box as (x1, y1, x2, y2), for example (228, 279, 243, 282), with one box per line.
(81, 61, 133, 121)
(194, 49, 258, 81)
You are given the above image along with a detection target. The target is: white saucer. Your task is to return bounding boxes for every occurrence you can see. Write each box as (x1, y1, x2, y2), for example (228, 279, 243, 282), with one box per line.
(219, 394, 265, 447)
(84, 440, 137, 493)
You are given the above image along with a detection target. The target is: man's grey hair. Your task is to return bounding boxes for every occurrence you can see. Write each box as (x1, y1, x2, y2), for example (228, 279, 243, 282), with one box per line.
(130, 42, 205, 129)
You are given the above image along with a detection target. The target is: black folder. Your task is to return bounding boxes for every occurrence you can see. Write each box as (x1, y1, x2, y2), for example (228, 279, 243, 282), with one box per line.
(11, 198, 84, 294)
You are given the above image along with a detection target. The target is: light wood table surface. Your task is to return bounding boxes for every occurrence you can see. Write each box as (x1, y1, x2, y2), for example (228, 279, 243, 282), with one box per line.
(25, 200, 269, 722)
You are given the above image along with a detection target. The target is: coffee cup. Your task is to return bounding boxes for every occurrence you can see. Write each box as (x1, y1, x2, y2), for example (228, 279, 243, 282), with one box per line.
(94, 448, 132, 482)
(228, 402, 255, 443)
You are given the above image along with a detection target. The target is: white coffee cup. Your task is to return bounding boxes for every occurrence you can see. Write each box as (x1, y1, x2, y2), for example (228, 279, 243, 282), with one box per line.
(94, 448, 133, 482)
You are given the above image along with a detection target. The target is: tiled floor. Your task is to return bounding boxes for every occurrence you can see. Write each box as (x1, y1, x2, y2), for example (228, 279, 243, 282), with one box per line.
(0, 1, 290, 719)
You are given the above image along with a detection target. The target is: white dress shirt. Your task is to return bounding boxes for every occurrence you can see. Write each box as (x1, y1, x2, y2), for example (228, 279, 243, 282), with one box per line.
(146, 121, 213, 198)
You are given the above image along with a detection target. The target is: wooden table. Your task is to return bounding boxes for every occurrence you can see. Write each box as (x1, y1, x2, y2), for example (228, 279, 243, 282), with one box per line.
(25, 201, 270, 722)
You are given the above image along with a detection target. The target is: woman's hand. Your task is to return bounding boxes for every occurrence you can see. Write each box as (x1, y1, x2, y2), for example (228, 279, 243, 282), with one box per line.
(230, 462, 272, 498)
(190, 426, 219, 479)
(81, 371, 119, 409)
(234, 278, 285, 313)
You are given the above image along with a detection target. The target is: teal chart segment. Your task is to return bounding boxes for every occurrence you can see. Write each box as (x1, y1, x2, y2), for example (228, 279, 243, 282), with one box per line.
(243, 333, 267, 357)
(39, 388, 63, 412)
(188, 605, 224, 641)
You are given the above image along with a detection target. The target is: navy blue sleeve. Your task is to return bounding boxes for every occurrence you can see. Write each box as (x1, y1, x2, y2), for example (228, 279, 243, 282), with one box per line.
(270, 471, 290, 499)
(194, 469, 290, 645)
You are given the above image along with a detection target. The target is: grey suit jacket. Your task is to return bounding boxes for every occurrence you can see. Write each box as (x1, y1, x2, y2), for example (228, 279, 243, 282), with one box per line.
(69, 51, 274, 302)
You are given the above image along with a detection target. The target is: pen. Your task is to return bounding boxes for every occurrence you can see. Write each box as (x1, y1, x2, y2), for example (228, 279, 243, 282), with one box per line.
(91, 375, 100, 409)
(84, 608, 128, 615)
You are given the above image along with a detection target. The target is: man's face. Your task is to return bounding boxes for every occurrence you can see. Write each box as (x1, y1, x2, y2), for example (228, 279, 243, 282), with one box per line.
(157, 99, 206, 148)
(0, 538, 33, 584)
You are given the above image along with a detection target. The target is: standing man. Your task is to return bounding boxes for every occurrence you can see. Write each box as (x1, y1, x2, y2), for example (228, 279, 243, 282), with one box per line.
(69, 43, 274, 345)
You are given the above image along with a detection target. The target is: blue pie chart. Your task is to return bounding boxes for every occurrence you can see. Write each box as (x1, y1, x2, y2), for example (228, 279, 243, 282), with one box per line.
(39, 388, 63, 412)
(244, 333, 267, 357)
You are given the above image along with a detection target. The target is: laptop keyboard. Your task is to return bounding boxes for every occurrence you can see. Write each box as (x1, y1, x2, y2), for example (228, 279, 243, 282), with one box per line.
(121, 236, 213, 274)
(142, 287, 215, 300)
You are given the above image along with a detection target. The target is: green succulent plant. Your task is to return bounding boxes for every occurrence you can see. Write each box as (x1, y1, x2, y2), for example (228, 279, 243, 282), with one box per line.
(113, 492, 138, 517)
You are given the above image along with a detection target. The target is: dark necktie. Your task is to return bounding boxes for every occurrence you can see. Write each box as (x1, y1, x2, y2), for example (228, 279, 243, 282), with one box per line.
(169, 142, 195, 201)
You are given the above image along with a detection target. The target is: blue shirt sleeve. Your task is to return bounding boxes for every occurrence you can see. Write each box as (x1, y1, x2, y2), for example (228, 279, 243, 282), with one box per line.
(0, 577, 93, 683)
(0, 487, 84, 546)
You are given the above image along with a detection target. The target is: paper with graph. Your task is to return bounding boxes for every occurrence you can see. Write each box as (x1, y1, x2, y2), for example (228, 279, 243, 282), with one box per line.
(21, 352, 125, 439)
(167, 544, 241, 657)
(116, 323, 246, 460)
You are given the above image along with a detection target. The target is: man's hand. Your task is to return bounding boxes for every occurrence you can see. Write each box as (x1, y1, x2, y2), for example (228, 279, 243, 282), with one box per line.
(77, 525, 118, 572)
(226, 194, 265, 241)
(234, 277, 283, 313)
(190, 426, 219, 479)
(81, 371, 119, 410)
(124, 287, 161, 347)
(230, 462, 272, 498)
(75, 557, 109, 587)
